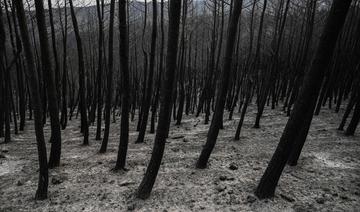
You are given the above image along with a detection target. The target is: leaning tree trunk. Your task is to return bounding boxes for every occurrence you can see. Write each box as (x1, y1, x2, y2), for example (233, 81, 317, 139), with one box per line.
(14, 0, 49, 199)
(196, 0, 243, 169)
(255, 0, 352, 199)
(136, 0, 182, 199)
(345, 89, 360, 136)
(34, 0, 62, 168)
(136, 0, 157, 144)
(69, 0, 89, 145)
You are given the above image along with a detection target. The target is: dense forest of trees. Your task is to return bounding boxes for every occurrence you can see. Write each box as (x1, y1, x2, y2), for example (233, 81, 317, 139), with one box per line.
(0, 0, 359, 201)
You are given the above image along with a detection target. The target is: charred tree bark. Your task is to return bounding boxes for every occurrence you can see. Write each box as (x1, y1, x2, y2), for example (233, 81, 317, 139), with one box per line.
(95, 0, 104, 141)
(34, 0, 62, 168)
(136, 0, 182, 199)
(114, 0, 130, 170)
(47, 0, 60, 105)
(196, 0, 243, 169)
(60, 0, 68, 130)
(69, 0, 89, 145)
(14, 0, 49, 199)
(150, 0, 165, 134)
(100, 0, 116, 153)
(345, 84, 360, 135)
(136, 0, 157, 144)
(0, 4, 9, 142)
(255, 0, 351, 199)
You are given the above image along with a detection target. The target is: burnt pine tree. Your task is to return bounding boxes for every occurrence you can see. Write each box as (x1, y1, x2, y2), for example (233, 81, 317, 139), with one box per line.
(150, 0, 165, 134)
(95, 0, 104, 141)
(14, 0, 49, 199)
(47, 0, 60, 104)
(255, 0, 352, 199)
(196, 0, 243, 169)
(34, 0, 62, 168)
(100, 0, 116, 153)
(0, 0, 6, 140)
(69, 0, 89, 145)
(4, 0, 26, 133)
(136, 0, 157, 144)
(114, 0, 130, 170)
(137, 0, 149, 132)
(175, 0, 188, 126)
(345, 81, 360, 136)
(136, 0, 182, 199)
(60, 0, 69, 130)
(0, 4, 10, 144)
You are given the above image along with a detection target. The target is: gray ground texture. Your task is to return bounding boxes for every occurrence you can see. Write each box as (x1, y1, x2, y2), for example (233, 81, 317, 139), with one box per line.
(0, 105, 359, 211)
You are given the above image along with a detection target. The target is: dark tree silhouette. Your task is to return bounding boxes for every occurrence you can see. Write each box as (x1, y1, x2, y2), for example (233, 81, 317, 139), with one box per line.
(114, 0, 131, 170)
(69, 0, 89, 145)
(255, 0, 352, 199)
(95, 0, 104, 141)
(0, 5, 10, 144)
(136, 0, 157, 144)
(14, 0, 49, 199)
(34, 0, 62, 168)
(196, 0, 244, 169)
(136, 0, 182, 199)
(100, 0, 116, 153)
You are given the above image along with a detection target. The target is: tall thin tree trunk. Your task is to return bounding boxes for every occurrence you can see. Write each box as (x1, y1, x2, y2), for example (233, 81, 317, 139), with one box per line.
(150, 0, 165, 134)
(100, 0, 116, 153)
(95, 0, 104, 141)
(14, 0, 49, 199)
(60, 0, 68, 130)
(196, 0, 243, 169)
(136, 0, 182, 199)
(69, 0, 89, 145)
(114, 0, 130, 170)
(255, 0, 351, 199)
(34, 0, 62, 168)
(136, 0, 157, 144)
(47, 0, 60, 106)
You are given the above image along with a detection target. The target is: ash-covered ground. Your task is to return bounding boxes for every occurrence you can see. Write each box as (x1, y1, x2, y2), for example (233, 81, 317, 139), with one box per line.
(1, 105, 359, 211)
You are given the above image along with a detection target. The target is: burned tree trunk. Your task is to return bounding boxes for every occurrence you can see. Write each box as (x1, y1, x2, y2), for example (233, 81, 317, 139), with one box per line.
(196, 0, 243, 169)
(100, 0, 116, 153)
(150, 0, 165, 134)
(0, 1, 9, 142)
(95, 0, 104, 141)
(255, 0, 351, 199)
(14, 0, 49, 199)
(60, 0, 68, 130)
(47, 0, 60, 105)
(136, 0, 182, 199)
(136, 0, 157, 144)
(34, 0, 62, 168)
(114, 0, 130, 170)
(345, 83, 360, 136)
(69, 0, 89, 145)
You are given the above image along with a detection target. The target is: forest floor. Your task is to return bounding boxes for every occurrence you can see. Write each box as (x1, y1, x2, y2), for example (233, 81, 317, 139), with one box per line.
(0, 104, 359, 211)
